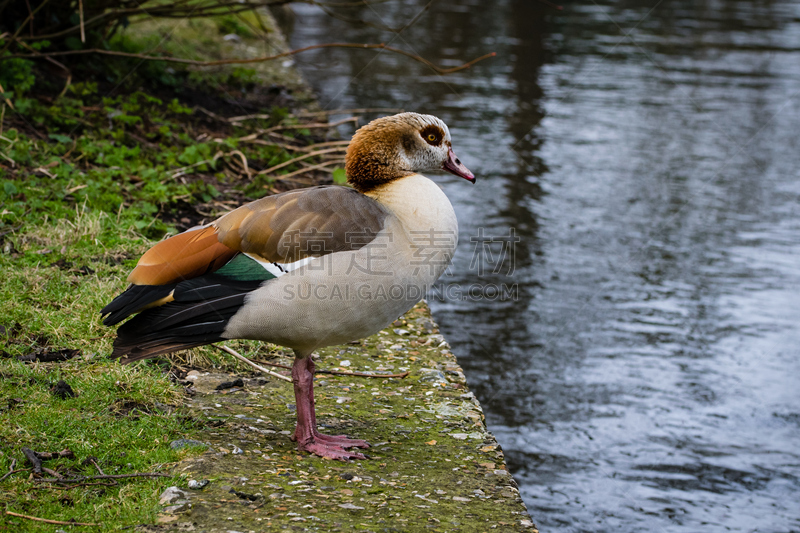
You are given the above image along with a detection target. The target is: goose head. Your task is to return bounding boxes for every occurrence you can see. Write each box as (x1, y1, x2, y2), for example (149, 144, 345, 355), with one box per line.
(345, 112, 475, 193)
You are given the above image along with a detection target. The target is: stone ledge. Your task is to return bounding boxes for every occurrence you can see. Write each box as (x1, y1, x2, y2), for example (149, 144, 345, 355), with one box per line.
(147, 302, 536, 532)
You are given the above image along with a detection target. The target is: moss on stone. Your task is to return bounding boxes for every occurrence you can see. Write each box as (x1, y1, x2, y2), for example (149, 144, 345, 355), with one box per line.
(156, 302, 536, 532)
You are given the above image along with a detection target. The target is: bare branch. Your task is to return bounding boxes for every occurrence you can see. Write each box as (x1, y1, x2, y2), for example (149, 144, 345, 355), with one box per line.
(310, 0, 432, 34)
(0, 0, 52, 55)
(0, 42, 497, 75)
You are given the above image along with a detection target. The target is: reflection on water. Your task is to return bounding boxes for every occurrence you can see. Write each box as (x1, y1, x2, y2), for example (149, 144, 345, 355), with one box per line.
(289, 1, 800, 531)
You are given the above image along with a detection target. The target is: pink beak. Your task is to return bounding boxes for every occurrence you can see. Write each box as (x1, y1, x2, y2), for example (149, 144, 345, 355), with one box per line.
(442, 147, 476, 183)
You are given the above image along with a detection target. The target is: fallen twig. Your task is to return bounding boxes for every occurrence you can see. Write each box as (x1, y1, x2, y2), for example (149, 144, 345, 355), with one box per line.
(272, 161, 341, 182)
(0, 82, 15, 111)
(0, 43, 497, 75)
(35, 472, 170, 483)
(252, 359, 409, 379)
(256, 147, 343, 176)
(301, 140, 351, 149)
(42, 467, 64, 479)
(195, 106, 227, 123)
(231, 116, 357, 132)
(34, 449, 75, 461)
(86, 457, 106, 476)
(295, 108, 403, 117)
(5, 511, 98, 527)
(216, 345, 293, 383)
(228, 150, 251, 179)
(21, 448, 41, 474)
(325, 369, 409, 378)
(168, 151, 224, 179)
(0, 458, 17, 482)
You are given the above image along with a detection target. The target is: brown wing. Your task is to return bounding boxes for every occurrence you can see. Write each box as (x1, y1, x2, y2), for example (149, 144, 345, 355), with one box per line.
(214, 185, 389, 264)
(125, 186, 388, 287)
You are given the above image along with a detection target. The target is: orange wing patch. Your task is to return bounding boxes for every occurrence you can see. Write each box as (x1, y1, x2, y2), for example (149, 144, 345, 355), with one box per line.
(127, 226, 237, 286)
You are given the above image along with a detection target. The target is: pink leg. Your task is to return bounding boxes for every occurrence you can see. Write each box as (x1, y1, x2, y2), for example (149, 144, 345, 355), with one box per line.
(290, 356, 369, 460)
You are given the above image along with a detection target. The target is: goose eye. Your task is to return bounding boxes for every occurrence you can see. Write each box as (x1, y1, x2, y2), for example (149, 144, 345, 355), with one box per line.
(421, 126, 443, 146)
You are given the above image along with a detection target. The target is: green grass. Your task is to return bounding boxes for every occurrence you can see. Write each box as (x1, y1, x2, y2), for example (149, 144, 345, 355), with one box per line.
(0, 360, 193, 530)
(0, 9, 344, 529)
(0, 184, 220, 531)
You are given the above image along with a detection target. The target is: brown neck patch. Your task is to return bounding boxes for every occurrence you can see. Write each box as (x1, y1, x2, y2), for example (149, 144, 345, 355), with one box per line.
(345, 120, 416, 193)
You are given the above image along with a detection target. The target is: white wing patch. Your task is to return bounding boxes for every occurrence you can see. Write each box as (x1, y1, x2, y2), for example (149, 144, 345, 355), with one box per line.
(245, 253, 315, 277)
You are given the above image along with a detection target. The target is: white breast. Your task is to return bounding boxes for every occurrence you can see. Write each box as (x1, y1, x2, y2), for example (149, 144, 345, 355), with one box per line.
(223, 174, 458, 353)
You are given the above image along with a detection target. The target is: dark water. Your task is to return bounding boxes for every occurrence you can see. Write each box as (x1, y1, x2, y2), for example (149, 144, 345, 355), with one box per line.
(288, 1, 800, 531)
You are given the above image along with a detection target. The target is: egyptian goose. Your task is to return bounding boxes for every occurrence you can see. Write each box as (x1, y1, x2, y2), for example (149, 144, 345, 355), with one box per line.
(101, 112, 475, 460)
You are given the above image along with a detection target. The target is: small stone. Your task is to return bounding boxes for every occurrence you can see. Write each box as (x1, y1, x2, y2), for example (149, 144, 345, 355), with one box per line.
(232, 446, 243, 454)
(338, 503, 364, 510)
(452, 496, 470, 502)
(393, 328, 410, 336)
(425, 440, 437, 445)
(339, 360, 351, 367)
(170, 439, 208, 450)
(187, 479, 209, 489)
(159, 486, 188, 505)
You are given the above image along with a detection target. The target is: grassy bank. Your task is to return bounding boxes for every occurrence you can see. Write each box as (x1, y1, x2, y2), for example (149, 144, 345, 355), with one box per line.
(0, 9, 350, 531)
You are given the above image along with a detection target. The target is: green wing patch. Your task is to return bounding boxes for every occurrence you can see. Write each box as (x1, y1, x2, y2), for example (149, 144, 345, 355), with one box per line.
(215, 253, 277, 282)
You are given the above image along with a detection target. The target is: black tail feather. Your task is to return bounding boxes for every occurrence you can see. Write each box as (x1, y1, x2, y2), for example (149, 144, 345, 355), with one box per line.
(101, 283, 177, 326)
(109, 275, 264, 362)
